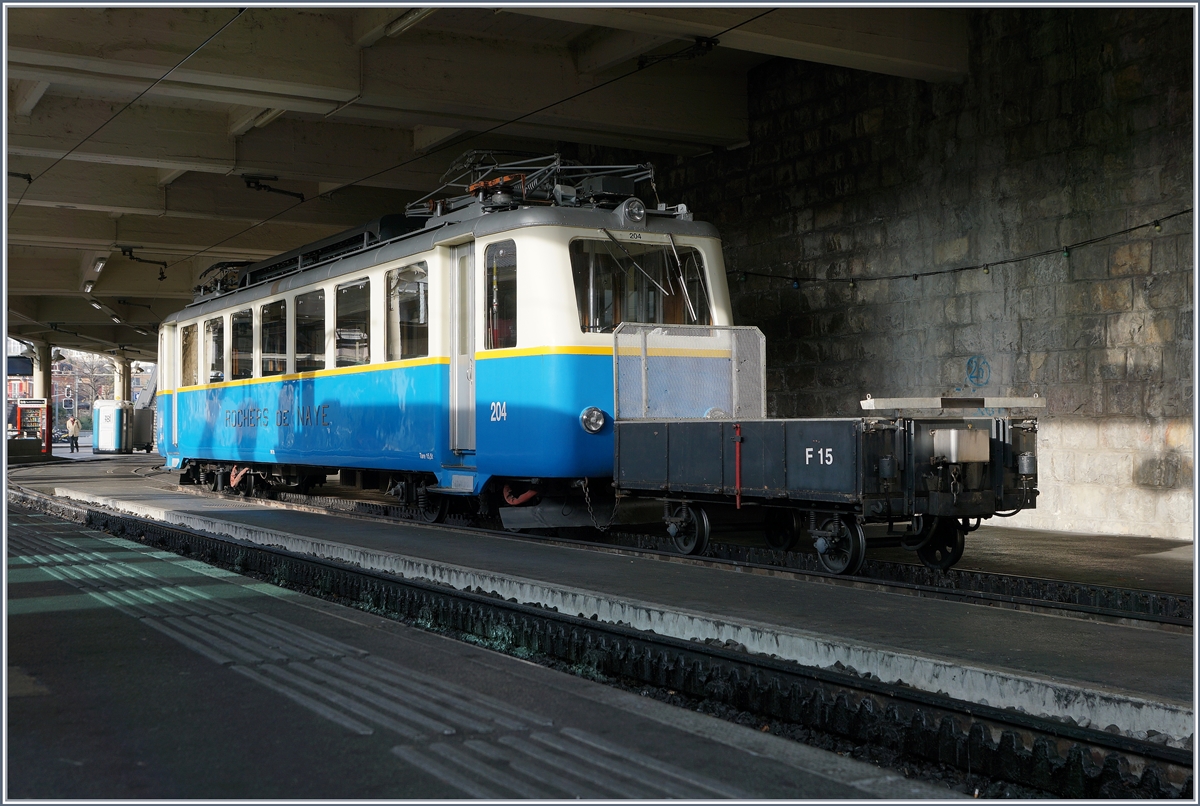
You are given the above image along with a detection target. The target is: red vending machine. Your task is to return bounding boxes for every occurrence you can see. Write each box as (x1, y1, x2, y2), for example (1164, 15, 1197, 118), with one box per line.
(16, 398, 50, 452)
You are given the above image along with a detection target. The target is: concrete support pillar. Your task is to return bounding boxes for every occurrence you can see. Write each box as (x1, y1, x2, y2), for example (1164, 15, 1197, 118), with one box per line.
(32, 344, 53, 453)
(31, 344, 51, 399)
(113, 358, 131, 402)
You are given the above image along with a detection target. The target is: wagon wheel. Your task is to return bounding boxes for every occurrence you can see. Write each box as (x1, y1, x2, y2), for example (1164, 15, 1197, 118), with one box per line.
(764, 509, 802, 552)
(669, 505, 710, 556)
(415, 488, 448, 523)
(815, 516, 867, 576)
(917, 519, 966, 570)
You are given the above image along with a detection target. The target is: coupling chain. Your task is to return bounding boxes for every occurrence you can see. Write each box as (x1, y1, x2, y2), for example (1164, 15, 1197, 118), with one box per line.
(949, 466, 962, 504)
(581, 477, 620, 532)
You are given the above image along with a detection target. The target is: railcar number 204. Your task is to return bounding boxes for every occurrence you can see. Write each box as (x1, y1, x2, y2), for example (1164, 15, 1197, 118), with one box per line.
(489, 401, 508, 421)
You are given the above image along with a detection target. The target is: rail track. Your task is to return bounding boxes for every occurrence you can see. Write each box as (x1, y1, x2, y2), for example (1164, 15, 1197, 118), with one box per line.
(7, 485, 1192, 799)
(119, 469, 1192, 632)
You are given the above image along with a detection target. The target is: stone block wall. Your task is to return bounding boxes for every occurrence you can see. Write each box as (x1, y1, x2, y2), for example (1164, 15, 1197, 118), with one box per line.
(658, 9, 1194, 539)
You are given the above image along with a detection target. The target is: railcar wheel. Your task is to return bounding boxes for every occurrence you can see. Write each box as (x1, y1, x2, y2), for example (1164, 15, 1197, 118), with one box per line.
(415, 489, 448, 524)
(917, 519, 965, 570)
(815, 517, 867, 576)
(764, 509, 802, 551)
(669, 505, 710, 556)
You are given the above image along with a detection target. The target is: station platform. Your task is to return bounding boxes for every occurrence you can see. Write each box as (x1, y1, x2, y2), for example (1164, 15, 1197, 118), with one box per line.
(7, 457, 1195, 747)
(7, 505, 949, 799)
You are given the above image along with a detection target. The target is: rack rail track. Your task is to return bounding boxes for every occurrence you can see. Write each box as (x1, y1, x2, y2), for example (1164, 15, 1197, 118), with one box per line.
(7, 485, 1192, 799)
(136, 473, 1192, 631)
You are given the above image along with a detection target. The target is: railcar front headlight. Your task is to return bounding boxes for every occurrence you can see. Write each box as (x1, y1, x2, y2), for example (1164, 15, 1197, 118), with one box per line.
(580, 407, 606, 434)
(623, 197, 645, 223)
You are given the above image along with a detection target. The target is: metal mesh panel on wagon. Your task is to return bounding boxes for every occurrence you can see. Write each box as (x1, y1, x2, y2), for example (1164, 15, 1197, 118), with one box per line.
(613, 323, 765, 420)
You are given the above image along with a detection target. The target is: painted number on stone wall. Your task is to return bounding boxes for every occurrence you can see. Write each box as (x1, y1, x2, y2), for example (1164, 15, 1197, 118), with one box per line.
(966, 355, 991, 387)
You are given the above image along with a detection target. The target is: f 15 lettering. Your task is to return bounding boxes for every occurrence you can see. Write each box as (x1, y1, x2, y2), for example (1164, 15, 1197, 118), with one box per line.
(805, 447, 833, 465)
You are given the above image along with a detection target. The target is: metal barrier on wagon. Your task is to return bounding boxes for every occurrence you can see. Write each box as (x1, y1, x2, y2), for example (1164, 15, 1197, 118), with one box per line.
(613, 323, 766, 420)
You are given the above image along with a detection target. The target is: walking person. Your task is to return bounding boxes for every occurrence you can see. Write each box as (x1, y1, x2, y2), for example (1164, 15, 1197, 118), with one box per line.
(66, 415, 81, 453)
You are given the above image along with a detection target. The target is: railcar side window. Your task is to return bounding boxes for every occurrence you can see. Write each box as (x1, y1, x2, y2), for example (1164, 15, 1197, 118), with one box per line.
(231, 309, 253, 380)
(261, 300, 286, 376)
(295, 289, 325, 372)
(485, 240, 516, 349)
(569, 239, 711, 332)
(204, 317, 224, 383)
(180, 324, 197, 386)
(387, 262, 429, 360)
(336, 279, 370, 367)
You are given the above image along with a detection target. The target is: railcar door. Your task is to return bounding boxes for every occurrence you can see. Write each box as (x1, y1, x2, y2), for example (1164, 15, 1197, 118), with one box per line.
(449, 242, 476, 455)
(164, 323, 178, 450)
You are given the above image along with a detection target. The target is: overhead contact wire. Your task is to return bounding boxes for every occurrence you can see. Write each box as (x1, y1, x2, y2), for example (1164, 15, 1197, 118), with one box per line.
(8, 8, 248, 224)
(160, 8, 779, 273)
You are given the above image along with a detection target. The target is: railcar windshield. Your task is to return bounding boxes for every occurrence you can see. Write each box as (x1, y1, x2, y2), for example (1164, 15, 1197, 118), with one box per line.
(569, 237, 711, 333)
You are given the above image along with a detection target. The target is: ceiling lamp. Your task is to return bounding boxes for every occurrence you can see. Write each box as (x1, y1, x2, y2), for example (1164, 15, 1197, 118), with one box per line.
(110, 315, 122, 324)
(83, 280, 95, 293)
(90, 300, 102, 310)
(93, 257, 107, 274)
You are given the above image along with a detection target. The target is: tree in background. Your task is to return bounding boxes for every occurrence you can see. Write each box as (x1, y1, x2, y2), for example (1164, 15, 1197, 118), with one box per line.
(54, 351, 116, 431)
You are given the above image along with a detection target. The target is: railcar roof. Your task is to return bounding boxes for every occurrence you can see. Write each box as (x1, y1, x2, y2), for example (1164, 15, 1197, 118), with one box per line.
(165, 204, 720, 324)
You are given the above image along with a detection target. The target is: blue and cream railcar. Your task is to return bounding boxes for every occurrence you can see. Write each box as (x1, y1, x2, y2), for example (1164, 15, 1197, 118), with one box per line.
(157, 176, 731, 514)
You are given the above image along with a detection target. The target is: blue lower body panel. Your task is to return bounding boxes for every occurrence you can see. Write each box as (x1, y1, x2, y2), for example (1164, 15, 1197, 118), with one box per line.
(475, 353, 613, 480)
(158, 353, 616, 492)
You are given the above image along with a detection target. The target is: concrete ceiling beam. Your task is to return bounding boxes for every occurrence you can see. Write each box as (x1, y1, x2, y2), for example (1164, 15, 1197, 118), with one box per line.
(412, 124, 464, 154)
(382, 8, 438, 39)
(10, 78, 50, 115)
(511, 7, 969, 82)
(361, 32, 747, 145)
(9, 97, 440, 190)
(228, 104, 266, 136)
(11, 25, 748, 148)
(6, 159, 417, 225)
(8, 206, 342, 261)
(8, 8, 360, 101)
(157, 168, 187, 187)
(4, 312, 158, 357)
(573, 29, 677, 75)
(16, 294, 172, 323)
(352, 8, 401, 49)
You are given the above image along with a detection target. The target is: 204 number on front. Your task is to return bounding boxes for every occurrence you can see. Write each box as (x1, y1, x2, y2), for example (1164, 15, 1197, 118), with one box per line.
(489, 401, 508, 421)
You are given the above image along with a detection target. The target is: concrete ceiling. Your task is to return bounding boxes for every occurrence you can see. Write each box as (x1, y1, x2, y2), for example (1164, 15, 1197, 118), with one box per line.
(6, 6, 967, 360)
